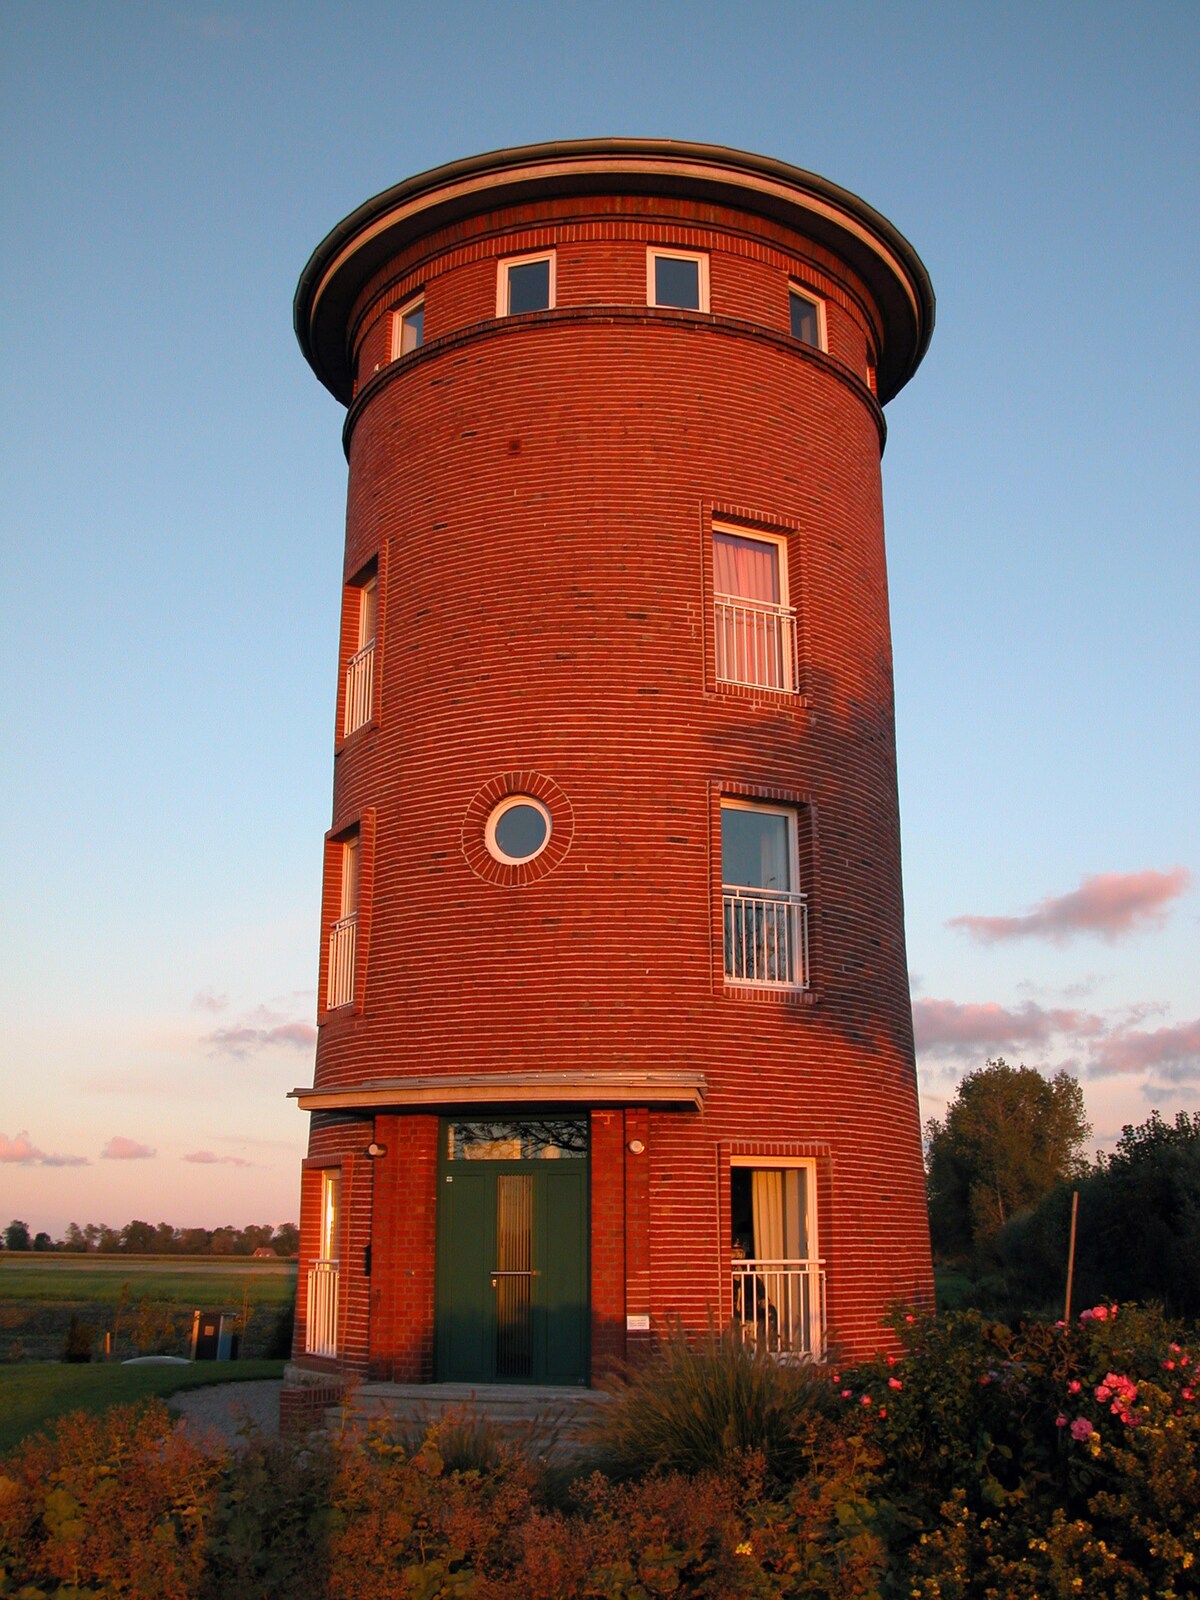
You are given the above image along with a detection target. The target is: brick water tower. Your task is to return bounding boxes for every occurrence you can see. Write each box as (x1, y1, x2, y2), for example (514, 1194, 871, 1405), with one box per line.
(286, 139, 935, 1400)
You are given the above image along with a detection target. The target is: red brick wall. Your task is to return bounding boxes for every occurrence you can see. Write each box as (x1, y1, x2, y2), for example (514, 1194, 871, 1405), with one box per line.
(296, 183, 933, 1372)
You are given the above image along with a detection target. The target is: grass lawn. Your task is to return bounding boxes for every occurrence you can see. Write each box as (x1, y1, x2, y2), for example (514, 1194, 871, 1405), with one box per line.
(0, 1255, 297, 1361)
(0, 1359, 286, 1456)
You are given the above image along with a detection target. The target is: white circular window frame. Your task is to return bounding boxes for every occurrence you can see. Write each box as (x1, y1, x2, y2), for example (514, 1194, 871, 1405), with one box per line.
(484, 795, 553, 865)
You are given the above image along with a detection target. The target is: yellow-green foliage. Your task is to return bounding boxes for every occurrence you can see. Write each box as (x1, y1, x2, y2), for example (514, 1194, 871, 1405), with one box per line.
(1, 1308, 1197, 1597)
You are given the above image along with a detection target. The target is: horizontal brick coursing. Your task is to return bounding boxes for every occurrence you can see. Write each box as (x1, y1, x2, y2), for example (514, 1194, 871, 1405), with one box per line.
(295, 186, 932, 1374)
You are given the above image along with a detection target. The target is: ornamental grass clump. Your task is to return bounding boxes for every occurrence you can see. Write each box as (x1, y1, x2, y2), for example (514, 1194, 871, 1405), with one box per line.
(583, 1324, 837, 1483)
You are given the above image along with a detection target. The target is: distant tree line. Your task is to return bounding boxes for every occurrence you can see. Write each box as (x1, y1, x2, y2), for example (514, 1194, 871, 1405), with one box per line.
(927, 1058, 1200, 1319)
(1, 1219, 299, 1256)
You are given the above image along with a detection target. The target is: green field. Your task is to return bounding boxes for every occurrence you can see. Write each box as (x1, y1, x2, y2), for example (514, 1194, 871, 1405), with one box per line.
(0, 1359, 286, 1456)
(0, 1254, 297, 1362)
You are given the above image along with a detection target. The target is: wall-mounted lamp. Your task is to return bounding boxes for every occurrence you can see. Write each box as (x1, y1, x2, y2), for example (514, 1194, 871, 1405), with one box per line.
(365, 1142, 387, 1159)
(627, 1139, 645, 1155)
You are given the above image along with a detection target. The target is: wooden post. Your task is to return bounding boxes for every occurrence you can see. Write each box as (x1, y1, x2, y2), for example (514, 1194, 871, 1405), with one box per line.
(1064, 1190, 1079, 1322)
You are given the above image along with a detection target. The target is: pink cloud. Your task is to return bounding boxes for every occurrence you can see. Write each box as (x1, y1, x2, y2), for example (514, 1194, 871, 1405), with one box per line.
(183, 1150, 252, 1167)
(948, 868, 1190, 945)
(0, 1130, 88, 1167)
(1089, 1017, 1200, 1079)
(202, 1020, 317, 1057)
(101, 1136, 156, 1161)
(192, 990, 228, 1013)
(913, 998, 1101, 1057)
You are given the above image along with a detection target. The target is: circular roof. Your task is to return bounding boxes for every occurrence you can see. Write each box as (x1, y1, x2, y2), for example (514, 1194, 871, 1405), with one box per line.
(295, 138, 934, 406)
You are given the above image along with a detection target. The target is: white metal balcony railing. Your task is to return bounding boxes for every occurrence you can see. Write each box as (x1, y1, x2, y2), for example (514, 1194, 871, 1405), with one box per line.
(343, 641, 375, 736)
(326, 914, 357, 1010)
(723, 888, 809, 989)
(715, 596, 797, 692)
(732, 1259, 826, 1359)
(305, 1258, 339, 1357)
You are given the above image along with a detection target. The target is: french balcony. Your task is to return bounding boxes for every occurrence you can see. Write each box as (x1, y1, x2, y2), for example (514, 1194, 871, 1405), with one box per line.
(732, 1258, 825, 1359)
(326, 914, 357, 1010)
(305, 1258, 339, 1357)
(343, 641, 375, 736)
(715, 597, 797, 692)
(723, 888, 809, 989)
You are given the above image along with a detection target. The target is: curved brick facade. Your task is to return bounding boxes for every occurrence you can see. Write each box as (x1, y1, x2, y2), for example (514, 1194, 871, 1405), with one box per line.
(288, 141, 935, 1387)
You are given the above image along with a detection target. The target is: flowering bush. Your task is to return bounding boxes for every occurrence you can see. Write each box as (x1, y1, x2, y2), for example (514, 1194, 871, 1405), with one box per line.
(1, 1309, 1196, 1597)
(839, 1302, 1200, 1596)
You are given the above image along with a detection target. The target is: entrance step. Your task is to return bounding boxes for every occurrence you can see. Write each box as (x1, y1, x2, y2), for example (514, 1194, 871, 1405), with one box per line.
(326, 1381, 610, 1460)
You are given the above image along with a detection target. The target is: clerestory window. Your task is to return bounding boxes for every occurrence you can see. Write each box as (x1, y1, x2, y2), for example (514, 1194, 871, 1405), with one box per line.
(391, 295, 425, 359)
(497, 252, 555, 316)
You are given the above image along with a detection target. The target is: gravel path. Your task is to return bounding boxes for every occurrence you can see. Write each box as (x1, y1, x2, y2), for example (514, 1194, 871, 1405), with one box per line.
(170, 1379, 282, 1448)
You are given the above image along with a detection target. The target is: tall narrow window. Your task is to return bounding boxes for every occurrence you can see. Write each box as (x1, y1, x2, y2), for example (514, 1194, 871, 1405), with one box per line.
(730, 1162, 822, 1357)
(497, 252, 554, 316)
(327, 834, 359, 1009)
(320, 1170, 341, 1261)
(713, 527, 796, 691)
(648, 248, 708, 310)
(343, 574, 377, 736)
(788, 287, 825, 350)
(721, 800, 808, 989)
(391, 296, 424, 359)
(306, 1170, 341, 1356)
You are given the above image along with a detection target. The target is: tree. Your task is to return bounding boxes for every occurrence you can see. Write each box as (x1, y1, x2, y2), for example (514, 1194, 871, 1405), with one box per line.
(994, 1109, 1200, 1317)
(4, 1220, 32, 1252)
(120, 1220, 157, 1254)
(926, 1059, 1091, 1261)
(272, 1222, 300, 1257)
(32, 1231, 53, 1251)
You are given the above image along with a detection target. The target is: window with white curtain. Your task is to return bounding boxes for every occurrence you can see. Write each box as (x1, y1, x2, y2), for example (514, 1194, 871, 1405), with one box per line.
(713, 526, 796, 691)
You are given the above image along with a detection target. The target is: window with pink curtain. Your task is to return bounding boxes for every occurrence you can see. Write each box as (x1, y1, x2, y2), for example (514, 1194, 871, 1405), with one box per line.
(713, 531, 780, 602)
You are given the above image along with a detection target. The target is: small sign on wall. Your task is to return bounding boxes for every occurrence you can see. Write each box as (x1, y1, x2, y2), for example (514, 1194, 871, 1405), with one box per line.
(626, 1313, 650, 1331)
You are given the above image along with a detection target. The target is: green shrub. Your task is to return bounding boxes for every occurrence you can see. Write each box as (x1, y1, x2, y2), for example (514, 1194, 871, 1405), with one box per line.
(840, 1303, 1200, 1596)
(584, 1323, 837, 1482)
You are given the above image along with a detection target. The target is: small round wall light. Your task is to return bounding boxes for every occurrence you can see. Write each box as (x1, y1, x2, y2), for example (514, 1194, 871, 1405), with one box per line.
(365, 1142, 387, 1159)
(627, 1139, 646, 1155)
(485, 795, 552, 865)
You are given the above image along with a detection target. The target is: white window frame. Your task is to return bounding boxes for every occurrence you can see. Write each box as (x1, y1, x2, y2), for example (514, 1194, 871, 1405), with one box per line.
(343, 573, 378, 737)
(712, 524, 797, 693)
(721, 799, 808, 991)
(485, 794, 552, 865)
(788, 285, 826, 351)
(496, 250, 556, 317)
(647, 247, 710, 312)
(729, 1155, 819, 1258)
(729, 1155, 824, 1358)
(390, 295, 425, 360)
(721, 798, 799, 894)
(319, 1169, 341, 1262)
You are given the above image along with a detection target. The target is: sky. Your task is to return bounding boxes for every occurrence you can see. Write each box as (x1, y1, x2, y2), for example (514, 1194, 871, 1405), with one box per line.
(1, 1, 1196, 1237)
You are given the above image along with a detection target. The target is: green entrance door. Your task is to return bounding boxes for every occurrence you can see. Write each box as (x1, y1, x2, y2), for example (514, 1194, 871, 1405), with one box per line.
(435, 1118, 588, 1385)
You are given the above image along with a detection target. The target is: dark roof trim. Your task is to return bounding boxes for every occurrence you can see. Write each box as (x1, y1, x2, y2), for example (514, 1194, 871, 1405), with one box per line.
(295, 138, 934, 406)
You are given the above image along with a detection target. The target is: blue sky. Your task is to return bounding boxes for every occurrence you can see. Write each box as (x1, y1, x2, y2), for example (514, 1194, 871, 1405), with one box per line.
(2, 1, 1196, 1235)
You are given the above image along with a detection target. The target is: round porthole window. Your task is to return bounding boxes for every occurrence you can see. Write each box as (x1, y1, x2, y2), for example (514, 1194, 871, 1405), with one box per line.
(485, 795, 552, 864)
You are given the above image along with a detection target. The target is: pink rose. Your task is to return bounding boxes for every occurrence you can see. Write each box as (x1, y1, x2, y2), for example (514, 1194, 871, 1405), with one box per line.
(1070, 1418, 1094, 1442)
(841, 1389, 852, 1399)
(888, 1377, 903, 1390)
(1079, 1309, 1094, 1323)
(1183, 1389, 1194, 1402)
(861, 1395, 872, 1407)
(1092, 1305, 1109, 1321)
(1067, 1380, 1082, 1394)
(878, 1406, 887, 1419)
(1055, 1414, 1068, 1428)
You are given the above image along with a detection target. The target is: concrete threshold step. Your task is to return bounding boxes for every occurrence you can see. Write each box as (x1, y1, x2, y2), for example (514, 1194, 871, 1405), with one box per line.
(326, 1382, 610, 1456)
